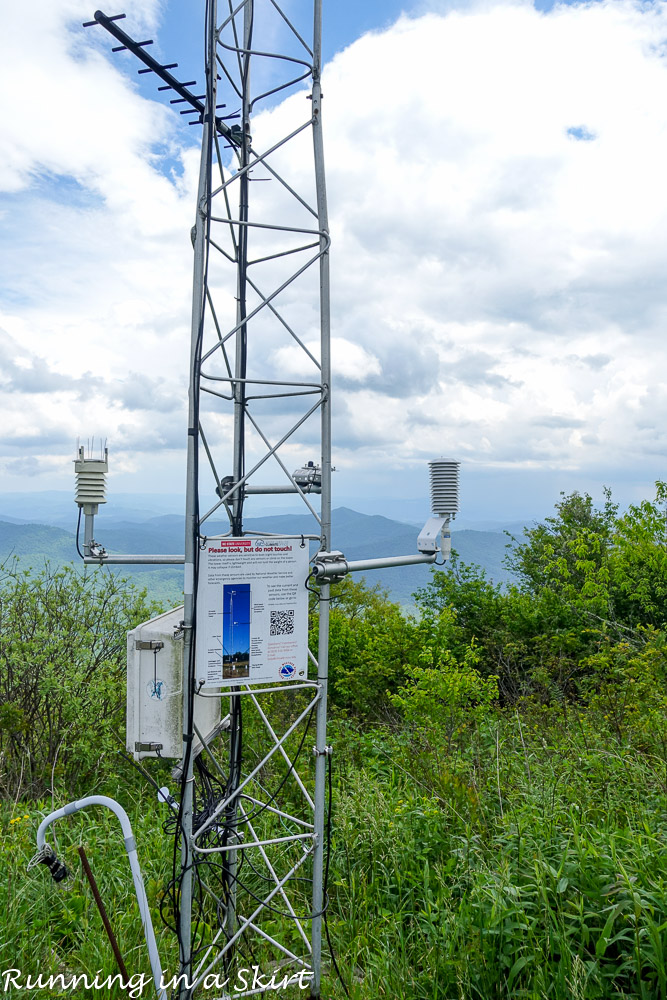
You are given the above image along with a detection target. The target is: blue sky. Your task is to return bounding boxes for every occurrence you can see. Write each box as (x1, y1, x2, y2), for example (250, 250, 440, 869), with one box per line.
(1, 0, 667, 523)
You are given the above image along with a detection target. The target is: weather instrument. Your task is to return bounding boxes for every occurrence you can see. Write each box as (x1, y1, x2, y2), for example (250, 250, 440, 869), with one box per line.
(32, 4, 460, 998)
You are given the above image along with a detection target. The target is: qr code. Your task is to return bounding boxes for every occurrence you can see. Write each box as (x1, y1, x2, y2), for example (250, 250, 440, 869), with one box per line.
(270, 609, 295, 636)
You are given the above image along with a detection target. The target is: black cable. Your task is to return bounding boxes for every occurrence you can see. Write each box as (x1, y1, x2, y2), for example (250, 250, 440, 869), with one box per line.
(211, 703, 314, 831)
(75, 505, 84, 559)
(116, 750, 164, 797)
(305, 570, 331, 600)
(216, 856, 327, 922)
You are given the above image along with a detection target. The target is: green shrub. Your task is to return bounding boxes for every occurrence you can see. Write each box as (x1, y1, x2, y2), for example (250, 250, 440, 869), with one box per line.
(389, 609, 498, 750)
(0, 562, 160, 799)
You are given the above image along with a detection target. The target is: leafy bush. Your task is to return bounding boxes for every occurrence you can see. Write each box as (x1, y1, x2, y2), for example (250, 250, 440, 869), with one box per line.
(0, 562, 160, 799)
(314, 577, 417, 716)
(581, 629, 667, 752)
(389, 609, 498, 750)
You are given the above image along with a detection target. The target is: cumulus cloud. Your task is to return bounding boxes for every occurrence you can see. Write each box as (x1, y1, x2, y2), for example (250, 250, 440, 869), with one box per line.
(3, 0, 667, 506)
(272, 337, 381, 382)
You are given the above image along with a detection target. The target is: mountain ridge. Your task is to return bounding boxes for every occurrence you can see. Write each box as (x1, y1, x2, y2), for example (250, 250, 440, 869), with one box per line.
(0, 507, 521, 605)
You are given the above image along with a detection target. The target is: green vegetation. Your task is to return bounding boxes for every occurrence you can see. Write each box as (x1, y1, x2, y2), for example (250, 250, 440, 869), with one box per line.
(3, 485, 667, 997)
(0, 562, 161, 799)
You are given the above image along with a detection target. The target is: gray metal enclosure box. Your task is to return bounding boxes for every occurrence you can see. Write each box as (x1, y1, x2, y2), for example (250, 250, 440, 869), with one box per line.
(127, 605, 221, 760)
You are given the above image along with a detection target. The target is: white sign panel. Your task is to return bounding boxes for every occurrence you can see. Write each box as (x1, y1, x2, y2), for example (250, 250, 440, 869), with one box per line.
(196, 537, 310, 687)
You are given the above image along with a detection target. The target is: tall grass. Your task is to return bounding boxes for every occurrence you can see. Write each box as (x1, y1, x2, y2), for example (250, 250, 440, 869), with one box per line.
(325, 712, 667, 999)
(3, 709, 667, 999)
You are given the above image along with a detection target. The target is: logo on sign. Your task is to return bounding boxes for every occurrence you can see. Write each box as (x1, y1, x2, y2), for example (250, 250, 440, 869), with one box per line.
(279, 662, 296, 679)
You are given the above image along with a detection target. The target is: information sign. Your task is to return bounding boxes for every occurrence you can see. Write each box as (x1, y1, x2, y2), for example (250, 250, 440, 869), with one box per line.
(196, 537, 310, 687)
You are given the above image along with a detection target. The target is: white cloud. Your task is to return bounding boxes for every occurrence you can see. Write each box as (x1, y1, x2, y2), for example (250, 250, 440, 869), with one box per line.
(3, 0, 667, 508)
(272, 338, 381, 381)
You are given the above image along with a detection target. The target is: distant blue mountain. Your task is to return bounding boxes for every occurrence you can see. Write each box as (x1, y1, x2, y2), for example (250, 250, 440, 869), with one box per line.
(0, 505, 521, 606)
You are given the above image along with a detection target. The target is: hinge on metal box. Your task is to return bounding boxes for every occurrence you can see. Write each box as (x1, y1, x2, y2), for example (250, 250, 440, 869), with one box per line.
(135, 640, 164, 651)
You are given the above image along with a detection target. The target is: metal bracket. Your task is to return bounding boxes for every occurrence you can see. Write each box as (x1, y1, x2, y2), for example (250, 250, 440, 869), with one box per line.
(135, 640, 165, 651)
(312, 551, 347, 583)
(312, 745, 332, 757)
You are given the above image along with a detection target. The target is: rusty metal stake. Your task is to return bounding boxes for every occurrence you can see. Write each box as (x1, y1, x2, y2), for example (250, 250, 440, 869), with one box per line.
(78, 845, 131, 991)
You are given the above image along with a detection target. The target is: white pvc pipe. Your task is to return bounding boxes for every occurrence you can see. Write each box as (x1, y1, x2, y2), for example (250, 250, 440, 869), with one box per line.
(36, 796, 167, 1000)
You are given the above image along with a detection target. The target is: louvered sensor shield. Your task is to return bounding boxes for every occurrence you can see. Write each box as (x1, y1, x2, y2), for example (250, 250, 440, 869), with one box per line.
(429, 459, 460, 517)
(417, 459, 460, 557)
(74, 445, 108, 511)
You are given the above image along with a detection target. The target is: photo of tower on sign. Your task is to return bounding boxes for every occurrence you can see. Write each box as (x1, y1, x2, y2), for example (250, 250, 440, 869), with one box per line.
(222, 583, 251, 679)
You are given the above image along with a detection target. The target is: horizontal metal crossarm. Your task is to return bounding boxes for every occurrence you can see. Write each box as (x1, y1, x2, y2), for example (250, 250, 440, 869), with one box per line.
(193, 693, 319, 842)
(312, 551, 438, 577)
(244, 389, 322, 401)
(201, 384, 320, 400)
(193, 831, 314, 855)
(200, 375, 322, 388)
(208, 217, 323, 237)
(200, 241, 327, 364)
(198, 396, 324, 524)
(209, 119, 315, 200)
(194, 681, 320, 698)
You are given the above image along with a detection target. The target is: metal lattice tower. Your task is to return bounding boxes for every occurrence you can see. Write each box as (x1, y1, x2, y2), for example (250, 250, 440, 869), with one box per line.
(179, 1, 331, 995)
(84, 2, 331, 996)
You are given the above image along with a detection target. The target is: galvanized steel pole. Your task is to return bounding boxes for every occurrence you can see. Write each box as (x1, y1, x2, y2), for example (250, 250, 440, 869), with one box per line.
(310, 1, 331, 994)
(180, 0, 217, 992)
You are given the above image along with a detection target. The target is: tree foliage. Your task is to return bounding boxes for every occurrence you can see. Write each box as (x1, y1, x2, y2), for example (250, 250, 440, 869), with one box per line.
(312, 577, 417, 716)
(0, 561, 159, 799)
(411, 483, 667, 720)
